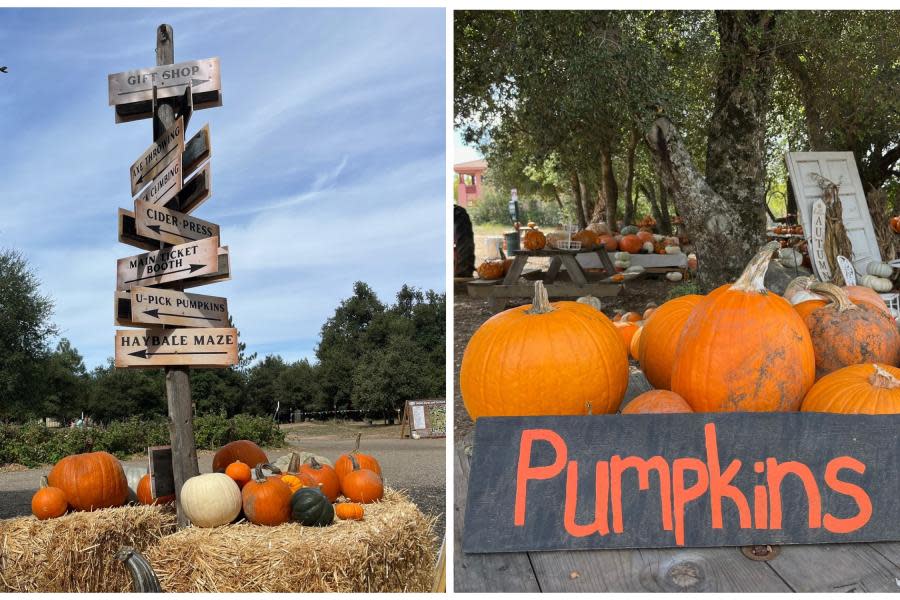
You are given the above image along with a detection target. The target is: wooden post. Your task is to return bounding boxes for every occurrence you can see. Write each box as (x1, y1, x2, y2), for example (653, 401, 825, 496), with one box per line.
(155, 23, 199, 528)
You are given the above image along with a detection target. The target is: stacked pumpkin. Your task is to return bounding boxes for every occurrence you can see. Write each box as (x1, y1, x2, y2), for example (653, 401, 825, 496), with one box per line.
(31, 450, 131, 520)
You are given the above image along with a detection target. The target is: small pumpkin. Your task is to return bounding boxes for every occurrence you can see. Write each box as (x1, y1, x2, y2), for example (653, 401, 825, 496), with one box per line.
(861, 274, 892, 292)
(638, 294, 703, 390)
(866, 261, 893, 278)
(47, 451, 128, 511)
(290, 487, 335, 526)
(340, 456, 384, 504)
(335, 433, 382, 482)
(619, 235, 643, 254)
(242, 465, 293, 526)
(32, 476, 68, 520)
(212, 440, 268, 474)
(620, 311, 641, 323)
(802, 363, 900, 414)
(136, 473, 175, 506)
(572, 230, 597, 249)
(299, 457, 341, 503)
(598, 235, 617, 251)
(611, 273, 625, 282)
(642, 305, 656, 320)
(890, 216, 900, 234)
(335, 502, 365, 521)
(622, 390, 693, 414)
(522, 229, 546, 250)
(629, 325, 644, 360)
(180, 473, 242, 528)
(614, 321, 639, 350)
(225, 460, 252, 489)
(276, 454, 316, 492)
(477, 260, 506, 280)
(636, 230, 654, 243)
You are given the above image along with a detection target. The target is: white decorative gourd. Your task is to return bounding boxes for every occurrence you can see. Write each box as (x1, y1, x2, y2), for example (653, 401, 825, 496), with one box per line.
(866, 261, 893, 278)
(779, 248, 803, 268)
(666, 271, 684, 282)
(664, 246, 683, 255)
(642, 241, 654, 253)
(614, 260, 631, 269)
(180, 473, 242, 527)
(625, 265, 645, 274)
(614, 252, 631, 262)
(862, 275, 892, 292)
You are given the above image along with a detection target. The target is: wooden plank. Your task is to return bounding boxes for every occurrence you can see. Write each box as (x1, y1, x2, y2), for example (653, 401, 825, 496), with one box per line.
(115, 286, 229, 328)
(166, 160, 211, 214)
(868, 541, 900, 567)
(134, 199, 219, 246)
(109, 57, 222, 123)
(501, 255, 528, 285)
(182, 124, 211, 178)
(467, 281, 622, 299)
(454, 442, 541, 593)
(133, 154, 182, 206)
(116, 236, 219, 291)
(560, 254, 588, 284)
(545, 256, 563, 282)
(115, 327, 238, 368)
(767, 543, 900, 592)
(513, 248, 580, 257)
(130, 116, 184, 196)
(176, 247, 230, 290)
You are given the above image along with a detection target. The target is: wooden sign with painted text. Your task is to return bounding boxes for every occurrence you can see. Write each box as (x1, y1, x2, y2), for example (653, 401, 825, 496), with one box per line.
(121, 286, 229, 328)
(809, 199, 832, 281)
(108, 58, 222, 123)
(134, 199, 219, 246)
(134, 155, 182, 207)
(116, 236, 219, 291)
(115, 327, 238, 368)
(130, 117, 184, 195)
(463, 413, 900, 553)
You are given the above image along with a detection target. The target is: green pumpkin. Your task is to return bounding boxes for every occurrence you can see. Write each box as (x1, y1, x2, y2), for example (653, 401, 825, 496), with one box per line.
(290, 488, 334, 526)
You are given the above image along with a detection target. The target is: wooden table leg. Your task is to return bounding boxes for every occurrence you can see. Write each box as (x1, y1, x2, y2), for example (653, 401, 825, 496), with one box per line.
(595, 248, 616, 277)
(502, 255, 528, 284)
(545, 256, 562, 283)
(560, 254, 588, 284)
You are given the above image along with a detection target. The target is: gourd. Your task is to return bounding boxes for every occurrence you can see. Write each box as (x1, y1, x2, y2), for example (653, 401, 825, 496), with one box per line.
(621, 390, 693, 414)
(290, 487, 335, 526)
(242, 465, 293, 526)
(779, 248, 802, 268)
(576, 295, 603, 312)
(636, 231, 654, 243)
(801, 363, 900, 414)
(664, 246, 683, 255)
(638, 295, 703, 390)
(666, 272, 683, 282)
(642, 241, 654, 253)
(335, 502, 365, 521)
(861, 274, 892, 292)
(620, 225, 639, 235)
(671, 242, 816, 412)
(619, 235, 643, 254)
(803, 282, 900, 379)
(522, 229, 546, 251)
(625, 265, 645, 274)
(276, 454, 317, 493)
(613, 252, 631, 262)
(460, 281, 628, 419)
(299, 457, 341, 503)
(212, 440, 268, 473)
(340, 456, 384, 503)
(335, 433, 382, 481)
(180, 473, 242, 527)
(136, 474, 175, 505)
(614, 260, 630, 269)
(47, 451, 128, 511)
(477, 260, 505, 280)
(122, 465, 148, 504)
(866, 261, 893, 278)
(32, 476, 68, 520)
(224, 460, 252, 489)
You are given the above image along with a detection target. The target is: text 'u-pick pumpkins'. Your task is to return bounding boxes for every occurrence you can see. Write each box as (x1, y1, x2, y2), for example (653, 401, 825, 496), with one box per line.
(461, 280, 628, 419)
(47, 451, 128, 511)
(671, 242, 815, 412)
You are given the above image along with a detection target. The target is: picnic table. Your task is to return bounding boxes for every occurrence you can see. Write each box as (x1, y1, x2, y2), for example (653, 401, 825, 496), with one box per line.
(467, 247, 623, 312)
(454, 370, 900, 593)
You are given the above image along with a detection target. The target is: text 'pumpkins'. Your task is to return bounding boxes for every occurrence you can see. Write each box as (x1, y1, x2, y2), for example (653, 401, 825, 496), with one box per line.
(671, 242, 815, 412)
(461, 281, 628, 419)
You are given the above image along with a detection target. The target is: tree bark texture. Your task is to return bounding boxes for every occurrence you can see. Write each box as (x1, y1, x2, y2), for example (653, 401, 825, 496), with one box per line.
(622, 131, 638, 226)
(600, 150, 619, 227)
(570, 172, 587, 229)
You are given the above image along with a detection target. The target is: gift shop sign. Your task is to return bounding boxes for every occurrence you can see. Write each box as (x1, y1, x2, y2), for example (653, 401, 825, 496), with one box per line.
(462, 413, 900, 553)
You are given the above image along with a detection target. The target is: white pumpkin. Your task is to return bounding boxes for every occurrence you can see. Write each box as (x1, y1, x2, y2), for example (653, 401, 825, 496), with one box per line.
(652, 234, 665, 243)
(779, 248, 803, 268)
(642, 241, 654, 253)
(866, 261, 893, 278)
(862, 274, 892, 292)
(576, 295, 603, 311)
(614, 252, 631, 262)
(664, 245, 683, 255)
(614, 260, 631, 269)
(180, 473, 242, 528)
(666, 271, 684, 282)
(625, 265, 645, 274)
(122, 465, 148, 504)
(587, 222, 611, 236)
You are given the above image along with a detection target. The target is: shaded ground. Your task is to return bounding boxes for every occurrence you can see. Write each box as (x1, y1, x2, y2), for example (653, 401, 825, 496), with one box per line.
(0, 422, 445, 545)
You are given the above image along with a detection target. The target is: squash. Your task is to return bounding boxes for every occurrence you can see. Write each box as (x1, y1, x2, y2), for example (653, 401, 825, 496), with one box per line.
(801, 363, 900, 414)
(460, 281, 628, 419)
(779, 248, 803, 268)
(861, 274, 892, 292)
(671, 242, 816, 412)
(891, 216, 900, 234)
(181, 473, 242, 528)
(664, 246, 683, 255)
(629, 325, 644, 360)
(638, 295, 703, 390)
(136, 473, 175, 506)
(597, 235, 617, 251)
(32, 476, 68, 520)
(290, 487, 334, 526)
(613, 252, 631, 262)
(224, 460, 252, 489)
(866, 261, 893, 278)
(614, 260, 631, 269)
(522, 229, 546, 251)
(47, 451, 128, 511)
(619, 235, 643, 254)
(621, 390, 693, 414)
(611, 274, 625, 282)
(844, 285, 893, 318)
(335, 502, 365, 521)
(335, 434, 382, 482)
(620, 225, 639, 235)
(477, 260, 506, 280)
(212, 440, 268, 473)
(242, 465, 293, 526)
(576, 295, 603, 312)
(572, 230, 597, 249)
(666, 271, 683, 282)
(122, 465, 148, 504)
(803, 282, 900, 379)
(299, 457, 341, 503)
(276, 453, 317, 493)
(340, 455, 384, 503)
(636, 231, 654, 243)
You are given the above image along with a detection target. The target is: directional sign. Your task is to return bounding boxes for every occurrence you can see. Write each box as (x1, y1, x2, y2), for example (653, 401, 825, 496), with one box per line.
(130, 117, 184, 196)
(182, 124, 211, 179)
(109, 57, 221, 107)
(134, 199, 219, 246)
(134, 155, 182, 206)
(115, 327, 238, 368)
(123, 287, 229, 328)
(117, 236, 219, 291)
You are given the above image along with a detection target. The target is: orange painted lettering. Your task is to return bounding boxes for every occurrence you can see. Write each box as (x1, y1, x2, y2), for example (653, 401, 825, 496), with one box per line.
(704, 423, 751, 529)
(823, 456, 872, 534)
(672, 457, 709, 546)
(766, 458, 822, 529)
(514, 429, 567, 527)
(610, 455, 673, 533)
(564, 460, 610, 537)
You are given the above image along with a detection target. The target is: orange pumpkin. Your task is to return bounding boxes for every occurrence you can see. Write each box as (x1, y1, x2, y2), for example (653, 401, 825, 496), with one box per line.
(610, 273, 625, 282)
(212, 440, 268, 473)
(273, 454, 316, 492)
(335, 502, 365, 520)
(340, 456, 384, 504)
(31, 476, 68, 520)
(460, 281, 628, 419)
(598, 235, 617, 251)
(844, 285, 893, 318)
(241, 465, 293, 526)
(621, 390, 693, 414)
(224, 460, 252, 489)
(619, 235, 643, 254)
(136, 473, 175, 506)
(522, 229, 546, 250)
(638, 294, 704, 390)
(614, 321, 639, 350)
(47, 451, 128, 511)
(671, 242, 816, 412)
(802, 363, 900, 414)
(299, 457, 341, 503)
(477, 260, 506, 280)
(890, 216, 900, 234)
(642, 305, 657, 320)
(335, 434, 382, 482)
(572, 230, 597, 249)
(636, 230, 654, 243)
(804, 282, 900, 379)
(629, 326, 644, 360)
(620, 311, 641, 323)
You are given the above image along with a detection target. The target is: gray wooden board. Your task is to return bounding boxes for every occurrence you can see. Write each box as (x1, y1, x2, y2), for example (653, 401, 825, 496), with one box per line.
(130, 116, 184, 196)
(767, 542, 900, 592)
(109, 57, 222, 123)
(134, 199, 219, 246)
(148, 445, 175, 498)
(467, 281, 622, 299)
(463, 413, 900, 553)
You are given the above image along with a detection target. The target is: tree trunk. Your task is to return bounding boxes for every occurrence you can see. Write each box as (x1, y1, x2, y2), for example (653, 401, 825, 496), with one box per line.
(639, 181, 662, 229)
(623, 131, 639, 226)
(601, 150, 619, 227)
(580, 179, 595, 224)
(657, 177, 672, 235)
(570, 172, 587, 229)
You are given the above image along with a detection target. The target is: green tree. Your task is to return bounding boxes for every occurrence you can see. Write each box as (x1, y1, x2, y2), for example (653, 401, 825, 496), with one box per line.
(86, 360, 165, 422)
(276, 359, 321, 416)
(351, 335, 429, 422)
(245, 355, 287, 416)
(42, 338, 90, 423)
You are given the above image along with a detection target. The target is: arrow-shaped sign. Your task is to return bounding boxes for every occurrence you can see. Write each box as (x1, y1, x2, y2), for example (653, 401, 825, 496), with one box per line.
(116, 236, 219, 291)
(108, 58, 221, 107)
(118, 77, 210, 96)
(124, 263, 206, 285)
(134, 155, 182, 207)
(142, 308, 223, 322)
(114, 287, 229, 328)
(128, 348, 227, 358)
(130, 117, 184, 195)
(134, 199, 219, 246)
(115, 327, 238, 368)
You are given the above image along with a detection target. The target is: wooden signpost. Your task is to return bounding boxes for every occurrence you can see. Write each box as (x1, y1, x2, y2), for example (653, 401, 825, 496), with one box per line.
(463, 413, 900, 553)
(809, 199, 832, 281)
(400, 399, 446, 439)
(108, 25, 234, 528)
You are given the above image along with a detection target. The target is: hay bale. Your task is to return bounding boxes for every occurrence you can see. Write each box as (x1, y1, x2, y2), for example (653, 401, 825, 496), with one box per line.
(0, 505, 176, 592)
(139, 488, 436, 592)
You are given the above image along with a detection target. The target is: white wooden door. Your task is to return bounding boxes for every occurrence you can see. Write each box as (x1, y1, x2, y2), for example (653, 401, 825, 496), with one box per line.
(786, 151, 881, 279)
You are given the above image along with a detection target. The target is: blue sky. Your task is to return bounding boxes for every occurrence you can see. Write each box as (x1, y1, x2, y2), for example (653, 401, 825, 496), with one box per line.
(0, 8, 446, 369)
